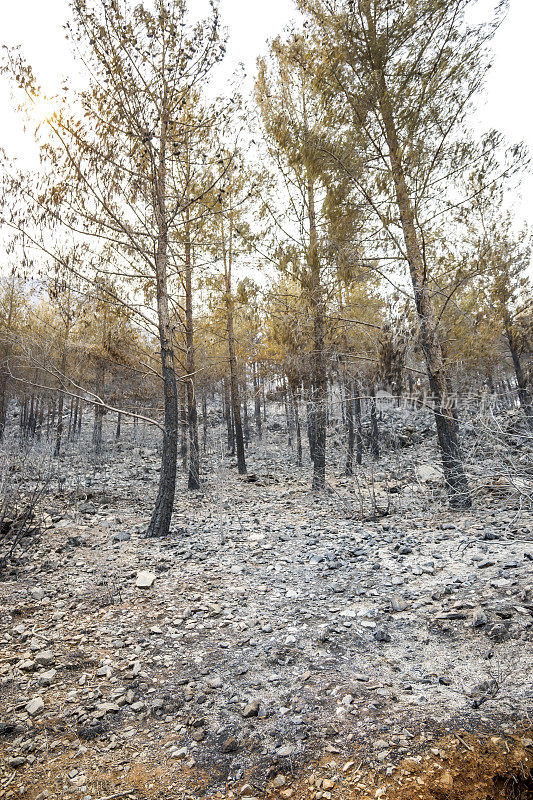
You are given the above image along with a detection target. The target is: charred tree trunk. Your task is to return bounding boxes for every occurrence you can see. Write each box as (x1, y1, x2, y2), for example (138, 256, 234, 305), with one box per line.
(54, 314, 70, 457)
(369, 385, 380, 460)
(368, 36, 470, 507)
(354, 385, 363, 467)
(67, 397, 74, 441)
(284, 385, 293, 448)
(92, 360, 106, 455)
(184, 208, 200, 490)
(253, 362, 262, 440)
(179, 381, 188, 470)
(146, 119, 179, 537)
(505, 322, 533, 431)
(224, 377, 234, 455)
(202, 391, 208, 452)
(307, 177, 326, 491)
(223, 210, 246, 475)
(290, 381, 302, 468)
(242, 372, 250, 446)
(345, 381, 355, 476)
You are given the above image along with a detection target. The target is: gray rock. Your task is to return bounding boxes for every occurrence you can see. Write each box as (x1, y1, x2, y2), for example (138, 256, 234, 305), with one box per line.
(8, 756, 27, 768)
(26, 697, 44, 716)
(242, 700, 260, 718)
(38, 669, 57, 686)
(35, 650, 55, 667)
(391, 598, 408, 612)
(222, 735, 239, 753)
(112, 531, 131, 543)
(136, 570, 156, 588)
(472, 608, 488, 627)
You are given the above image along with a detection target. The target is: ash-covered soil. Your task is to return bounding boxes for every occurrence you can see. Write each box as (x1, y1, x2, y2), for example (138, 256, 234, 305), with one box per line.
(0, 420, 532, 800)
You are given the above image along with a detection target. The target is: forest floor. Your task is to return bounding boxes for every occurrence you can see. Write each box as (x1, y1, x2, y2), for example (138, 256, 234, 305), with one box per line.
(0, 417, 532, 800)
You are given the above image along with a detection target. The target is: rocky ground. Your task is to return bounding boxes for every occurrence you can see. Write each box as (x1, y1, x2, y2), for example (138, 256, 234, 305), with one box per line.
(0, 416, 532, 800)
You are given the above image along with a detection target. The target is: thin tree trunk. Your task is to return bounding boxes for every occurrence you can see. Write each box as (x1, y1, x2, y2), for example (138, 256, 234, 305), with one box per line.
(179, 380, 188, 470)
(55, 312, 70, 457)
(71, 395, 79, 440)
(345, 380, 354, 476)
(369, 38, 470, 507)
(222, 209, 246, 474)
(184, 176, 200, 489)
(242, 373, 250, 445)
(0, 285, 14, 440)
(306, 385, 316, 464)
(354, 384, 363, 467)
(67, 397, 74, 441)
(224, 377, 234, 454)
(92, 361, 106, 455)
(291, 381, 302, 468)
(147, 117, 179, 537)
(505, 323, 533, 431)
(307, 177, 326, 490)
(202, 391, 208, 452)
(262, 370, 267, 423)
(253, 362, 262, 439)
(284, 385, 293, 448)
(369, 385, 380, 460)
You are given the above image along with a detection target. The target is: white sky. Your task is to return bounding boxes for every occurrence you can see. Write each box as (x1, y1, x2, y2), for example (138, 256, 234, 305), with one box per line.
(1, 0, 532, 224)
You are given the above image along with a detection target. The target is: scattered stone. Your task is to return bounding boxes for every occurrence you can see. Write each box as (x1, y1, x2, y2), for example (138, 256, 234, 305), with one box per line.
(35, 650, 55, 667)
(373, 629, 391, 643)
(242, 700, 260, 718)
(38, 669, 57, 686)
(472, 608, 488, 627)
(136, 570, 156, 588)
(26, 697, 44, 717)
(8, 756, 27, 768)
(222, 735, 239, 753)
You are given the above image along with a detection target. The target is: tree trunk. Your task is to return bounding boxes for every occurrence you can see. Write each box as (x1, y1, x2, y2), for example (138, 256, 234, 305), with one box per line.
(354, 384, 363, 466)
(146, 120, 179, 537)
(306, 385, 316, 463)
(115, 412, 121, 440)
(369, 385, 380, 460)
(179, 381, 188, 470)
(71, 395, 79, 440)
(184, 198, 200, 489)
(223, 377, 234, 454)
(345, 380, 354, 476)
(242, 373, 250, 445)
(505, 323, 533, 431)
(0, 283, 15, 440)
(291, 381, 302, 467)
(223, 211, 246, 474)
(92, 361, 106, 455)
(55, 355, 68, 455)
(262, 372, 267, 422)
(371, 45, 471, 507)
(253, 362, 262, 439)
(202, 391, 208, 452)
(307, 178, 326, 491)
(284, 385, 293, 448)
(67, 397, 74, 441)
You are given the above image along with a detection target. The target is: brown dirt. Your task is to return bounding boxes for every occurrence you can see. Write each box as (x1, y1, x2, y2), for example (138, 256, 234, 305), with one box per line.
(2, 727, 532, 800)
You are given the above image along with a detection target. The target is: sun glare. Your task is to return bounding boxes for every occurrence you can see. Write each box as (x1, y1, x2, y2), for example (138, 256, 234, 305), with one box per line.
(29, 94, 56, 124)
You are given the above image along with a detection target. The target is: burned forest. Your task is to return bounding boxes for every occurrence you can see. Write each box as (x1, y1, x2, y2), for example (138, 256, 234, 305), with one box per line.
(0, 1, 532, 799)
